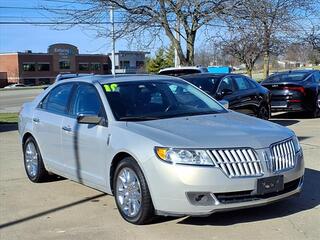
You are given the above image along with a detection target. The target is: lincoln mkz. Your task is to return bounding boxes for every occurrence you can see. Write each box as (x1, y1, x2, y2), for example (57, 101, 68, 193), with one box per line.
(19, 75, 304, 224)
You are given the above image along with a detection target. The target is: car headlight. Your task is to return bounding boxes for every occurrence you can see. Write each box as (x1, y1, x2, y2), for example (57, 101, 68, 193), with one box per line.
(155, 147, 214, 166)
(292, 135, 301, 153)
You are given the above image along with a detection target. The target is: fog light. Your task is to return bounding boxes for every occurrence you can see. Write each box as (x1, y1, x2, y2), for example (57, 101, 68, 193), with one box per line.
(186, 192, 218, 206)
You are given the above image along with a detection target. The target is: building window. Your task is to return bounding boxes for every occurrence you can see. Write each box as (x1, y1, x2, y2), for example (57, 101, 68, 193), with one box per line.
(59, 60, 71, 70)
(103, 64, 109, 71)
(136, 61, 144, 68)
(37, 63, 50, 71)
(120, 61, 130, 69)
(91, 63, 101, 71)
(79, 63, 89, 71)
(23, 63, 36, 71)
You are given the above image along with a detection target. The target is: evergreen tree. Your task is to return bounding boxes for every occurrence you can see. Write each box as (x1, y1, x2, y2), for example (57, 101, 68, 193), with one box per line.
(164, 45, 175, 68)
(146, 46, 175, 73)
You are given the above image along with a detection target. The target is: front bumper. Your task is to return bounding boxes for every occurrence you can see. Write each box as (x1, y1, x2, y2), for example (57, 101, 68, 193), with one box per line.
(143, 149, 304, 216)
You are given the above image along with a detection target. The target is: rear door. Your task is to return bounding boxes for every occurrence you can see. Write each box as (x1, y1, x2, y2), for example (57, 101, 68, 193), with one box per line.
(61, 83, 110, 188)
(32, 83, 74, 171)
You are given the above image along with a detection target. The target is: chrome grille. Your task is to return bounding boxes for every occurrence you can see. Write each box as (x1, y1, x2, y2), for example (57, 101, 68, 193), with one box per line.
(270, 139, 296, 172)
(208, 148, 263, 178)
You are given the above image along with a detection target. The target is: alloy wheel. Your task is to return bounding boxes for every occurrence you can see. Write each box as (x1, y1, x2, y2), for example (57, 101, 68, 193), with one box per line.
(25, 142, 39, 178)
(258, 106, 269, 120)
(116, 167, 142, 217)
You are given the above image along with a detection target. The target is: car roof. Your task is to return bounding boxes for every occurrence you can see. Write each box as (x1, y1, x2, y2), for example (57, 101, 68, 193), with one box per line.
(159, 66, 207, 72)
(56, 74, 183, 85)
(270, 69, 318, 76)
(181, 72, 240, 79)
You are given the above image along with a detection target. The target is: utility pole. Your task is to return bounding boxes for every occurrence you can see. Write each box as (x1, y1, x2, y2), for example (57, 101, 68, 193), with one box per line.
(110, 6, 116, 76)
(174, 19, 180, 67)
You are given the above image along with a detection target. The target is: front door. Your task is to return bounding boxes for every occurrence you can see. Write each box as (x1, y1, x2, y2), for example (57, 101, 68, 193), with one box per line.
(61, 83, 110, 188)
(232, 75, 258, 116)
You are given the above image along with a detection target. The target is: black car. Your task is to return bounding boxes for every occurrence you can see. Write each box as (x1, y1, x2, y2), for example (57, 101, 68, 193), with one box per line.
(180, 73, 271, 119)
(261, 70, 320, 118)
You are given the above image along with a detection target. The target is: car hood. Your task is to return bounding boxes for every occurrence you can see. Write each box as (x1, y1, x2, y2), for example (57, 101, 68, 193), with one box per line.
(126, 112, 293, 149)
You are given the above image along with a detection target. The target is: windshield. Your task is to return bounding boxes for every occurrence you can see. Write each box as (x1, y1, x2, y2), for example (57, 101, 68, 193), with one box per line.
(103, 80, 226, 121)
(267, 72, 310, 82)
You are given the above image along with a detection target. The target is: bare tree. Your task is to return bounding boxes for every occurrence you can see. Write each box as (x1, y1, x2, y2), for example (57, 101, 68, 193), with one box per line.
(226, 0, 317, 78)
(43, 0, 237, 66)
(218, 28, 263, 77)
(306, 26, 320, 53)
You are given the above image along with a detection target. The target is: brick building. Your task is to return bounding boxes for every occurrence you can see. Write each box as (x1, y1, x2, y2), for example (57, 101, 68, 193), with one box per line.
(0, 43, 111, 86)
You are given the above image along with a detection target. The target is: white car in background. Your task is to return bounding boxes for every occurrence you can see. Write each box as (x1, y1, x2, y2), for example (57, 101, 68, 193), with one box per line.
(159, 66, 208, 76)
(4, 83, 26, 89)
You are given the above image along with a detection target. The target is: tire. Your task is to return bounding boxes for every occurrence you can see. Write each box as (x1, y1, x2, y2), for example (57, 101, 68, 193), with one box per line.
(23, 136, 49, 182)
(257, 104, 270, 120)
(312, 94, 320, 118)
(113, 157, 155, 225)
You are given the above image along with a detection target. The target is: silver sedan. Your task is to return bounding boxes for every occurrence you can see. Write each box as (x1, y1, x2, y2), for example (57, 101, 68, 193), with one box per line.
(18, 75, 304, 224)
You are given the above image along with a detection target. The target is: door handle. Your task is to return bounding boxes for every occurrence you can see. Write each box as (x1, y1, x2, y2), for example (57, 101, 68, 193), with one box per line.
(32, 117, 40, 123)
(62, 126, 72, 132)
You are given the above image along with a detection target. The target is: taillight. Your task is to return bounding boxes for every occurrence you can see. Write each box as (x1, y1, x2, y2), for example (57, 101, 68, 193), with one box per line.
(283, 86, 306, 96)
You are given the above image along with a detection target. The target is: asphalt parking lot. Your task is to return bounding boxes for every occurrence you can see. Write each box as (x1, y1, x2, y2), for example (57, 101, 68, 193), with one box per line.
(0, 90, 319, 240)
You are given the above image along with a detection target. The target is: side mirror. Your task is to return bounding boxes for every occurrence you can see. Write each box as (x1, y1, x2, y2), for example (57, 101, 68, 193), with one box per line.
(77, 114, 102, 125)
(219, 99, 229, 109)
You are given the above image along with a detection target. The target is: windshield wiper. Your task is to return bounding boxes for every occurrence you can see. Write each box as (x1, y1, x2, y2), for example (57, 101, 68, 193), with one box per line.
(119, 116, 160, 121)
(163, 111, 218, 119)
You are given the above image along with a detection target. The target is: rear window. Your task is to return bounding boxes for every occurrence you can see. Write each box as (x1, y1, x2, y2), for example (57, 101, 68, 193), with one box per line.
(267, 72, 310, 82)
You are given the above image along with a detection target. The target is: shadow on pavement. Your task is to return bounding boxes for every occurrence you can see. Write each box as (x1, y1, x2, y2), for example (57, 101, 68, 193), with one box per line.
(272, 112, 312, 119)
(0, 123, 18, 133)
(297, 136, 312, 142)
(177, 168, 320, 226)
(270, 119, 300, 127)
(0, 193, 106, 229)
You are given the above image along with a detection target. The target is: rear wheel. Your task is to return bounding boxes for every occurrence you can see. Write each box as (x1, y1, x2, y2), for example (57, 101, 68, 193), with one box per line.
(312, 94, 320, 118)
(113, 157, 154, 225)
(23, 136, 49, 182)
(257, 104, 270, 120)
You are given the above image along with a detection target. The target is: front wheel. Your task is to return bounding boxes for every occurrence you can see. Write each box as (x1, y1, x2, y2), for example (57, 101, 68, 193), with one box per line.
(113, 157, 155, 225)
(23, 136, 49, 182)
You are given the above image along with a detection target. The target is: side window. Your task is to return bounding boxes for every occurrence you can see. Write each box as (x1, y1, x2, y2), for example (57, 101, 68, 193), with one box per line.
(218, 77, 235, 92)
(41, 83, 73, 114)
(233, 76, 251, 90)
(246, 77, 258, 88)
(72, 84, 102, 116)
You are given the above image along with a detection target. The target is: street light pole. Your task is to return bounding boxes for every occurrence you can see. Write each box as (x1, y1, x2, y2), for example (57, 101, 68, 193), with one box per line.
(110, 6, 115, 76)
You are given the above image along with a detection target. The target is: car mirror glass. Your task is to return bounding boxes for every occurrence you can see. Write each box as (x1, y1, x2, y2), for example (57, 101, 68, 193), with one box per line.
(77, 114, 102, 125)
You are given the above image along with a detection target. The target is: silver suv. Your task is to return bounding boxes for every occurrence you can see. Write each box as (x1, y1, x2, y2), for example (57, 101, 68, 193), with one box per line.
(19, 74, 304, 224)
